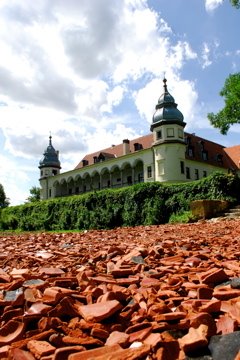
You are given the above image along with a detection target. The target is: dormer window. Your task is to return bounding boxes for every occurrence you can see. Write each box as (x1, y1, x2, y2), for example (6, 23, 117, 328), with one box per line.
(98, 154, 106, 162)
(82, 159, 89, 167)
(216, 154, 223, 165)
(202, 150, 208, 161)
(199, 140, 205, 151)
(186, 146, 194, 157)
(134, 143, 143, 151)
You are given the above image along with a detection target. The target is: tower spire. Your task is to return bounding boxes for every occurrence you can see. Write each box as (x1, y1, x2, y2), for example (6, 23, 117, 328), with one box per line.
(163, 77, 168, 93)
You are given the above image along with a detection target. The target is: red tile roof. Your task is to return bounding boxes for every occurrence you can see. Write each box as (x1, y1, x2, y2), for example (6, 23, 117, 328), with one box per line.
(224, 145, 240, 169)
(74, 132, 239, 171)
(74, 134, 153, 169)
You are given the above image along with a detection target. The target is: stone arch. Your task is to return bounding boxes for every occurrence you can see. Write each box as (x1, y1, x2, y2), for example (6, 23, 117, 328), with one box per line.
(74, 174, 83, 194)
(101, 167, 111, 189)
(121, 162, 133, 186)
(59, 178, 67, 196)
(110, 165, 121, 188)
(90, 170, 100, 191)
(133, 159, 144, 183)
(82, 172, 91, 192)
(52, 180, 61, 197)
(66, 176, 75, 195)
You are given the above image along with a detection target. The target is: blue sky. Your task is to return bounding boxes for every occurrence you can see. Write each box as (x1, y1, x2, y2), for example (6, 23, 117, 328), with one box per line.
(0, 0, 239, 205)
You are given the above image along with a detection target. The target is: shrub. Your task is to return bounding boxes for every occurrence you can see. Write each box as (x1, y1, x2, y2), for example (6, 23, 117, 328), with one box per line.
(0, 172, 239, 231)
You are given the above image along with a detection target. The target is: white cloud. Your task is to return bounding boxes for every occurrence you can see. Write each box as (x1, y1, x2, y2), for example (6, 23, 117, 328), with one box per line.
(0, 0, 197, 158)
(201, 42, 212, 68)
(205, 0, 224, 12)
(134, 76, 199, 127)
(0, 0, 204, 205)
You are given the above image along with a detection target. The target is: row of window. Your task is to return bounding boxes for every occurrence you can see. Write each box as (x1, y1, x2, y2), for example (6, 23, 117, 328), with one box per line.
(147, 163, 208, 180)
(180, 161, 207, 179)
(157, 128, 184, 140)
(186, 147, 209, 161)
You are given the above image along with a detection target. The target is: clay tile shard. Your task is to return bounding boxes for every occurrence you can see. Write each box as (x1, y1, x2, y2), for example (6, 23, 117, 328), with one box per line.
(217, 314, 238, 335)
(0, 320, 25, 346)
(0, 345, 10, 358)
(62, 335, 103, 347)
(98, 344, 151, 360)
(200, 299, 221, 313)
(38, 268, 65, 276)
(105, 331, 130, 347)
(69, 343, 150, 360)
(158, 331, 180, 360)
(128, 326, 152, 343)
(178, 324, 208, 354)
(68, 344, 122, 360)
(143, 332, 162, 349)
(9, 348, 35, 360)
(154, 311, 186, 322)
(140, 277, 161, 289)
(53, 346, 86, 360)
(189, 312, 216, 337)
(199, 268, 229, 285)
(90, 327, 109, 340)
(78, 300, 123, 322)
(213, 287, 240, 300)
(27, 340, 56, 359)
(197, 286, 213, 300)
(24, 302, 52, 315)
(10, 268, 29, 279)
(0, 269, 11, 283)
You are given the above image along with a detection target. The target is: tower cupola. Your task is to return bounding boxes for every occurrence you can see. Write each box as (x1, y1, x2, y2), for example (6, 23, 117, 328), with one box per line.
(151, 78, 184, 131)
(39, 136, 61, 179)
(150, 78, 187, 183)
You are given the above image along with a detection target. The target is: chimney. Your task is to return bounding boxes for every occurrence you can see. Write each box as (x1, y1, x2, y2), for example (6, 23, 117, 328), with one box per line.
(123, 139, 130, 155)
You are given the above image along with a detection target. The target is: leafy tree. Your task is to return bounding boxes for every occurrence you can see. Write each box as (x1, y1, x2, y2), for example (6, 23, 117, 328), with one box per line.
(230, 0, 240, 8)
(207, 72, 240, 134)
(0, 183, 9, 208)
(26, 186, 41, 203)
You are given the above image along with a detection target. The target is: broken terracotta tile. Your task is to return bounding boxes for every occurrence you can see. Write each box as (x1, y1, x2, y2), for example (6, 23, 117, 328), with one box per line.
(27, 340, 56, 359)
(178, 324, 208, 354)
(213, 286, 240, 300)
(8, 348, 35, 360)
(1, 219, 240, 358)
(68, 344, 122, 359)
(78, 299, 122, 322)
(0, 320, 25, 346)
(105, 330, 130, 347)
(189, 312, 216, 337)
(199, 267, 229, 285)
(53, 346, 85, 360)
(217, 314, 238, 334)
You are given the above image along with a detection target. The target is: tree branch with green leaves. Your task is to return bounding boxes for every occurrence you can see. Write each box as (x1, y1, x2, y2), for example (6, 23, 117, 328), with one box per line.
(208, 72, 240, 134)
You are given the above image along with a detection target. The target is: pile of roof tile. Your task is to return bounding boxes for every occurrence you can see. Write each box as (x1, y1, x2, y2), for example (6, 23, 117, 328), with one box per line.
(0, 218, 240, 359)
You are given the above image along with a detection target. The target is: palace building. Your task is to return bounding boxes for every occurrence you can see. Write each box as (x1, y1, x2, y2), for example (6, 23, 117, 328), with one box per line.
(39, 79, 240, 200)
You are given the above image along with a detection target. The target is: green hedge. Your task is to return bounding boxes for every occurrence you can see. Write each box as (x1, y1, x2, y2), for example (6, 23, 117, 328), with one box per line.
(0, 172, 239, 231)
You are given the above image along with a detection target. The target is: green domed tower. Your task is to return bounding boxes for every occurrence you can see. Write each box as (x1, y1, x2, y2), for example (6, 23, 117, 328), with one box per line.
(150, 78, 187, 182)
